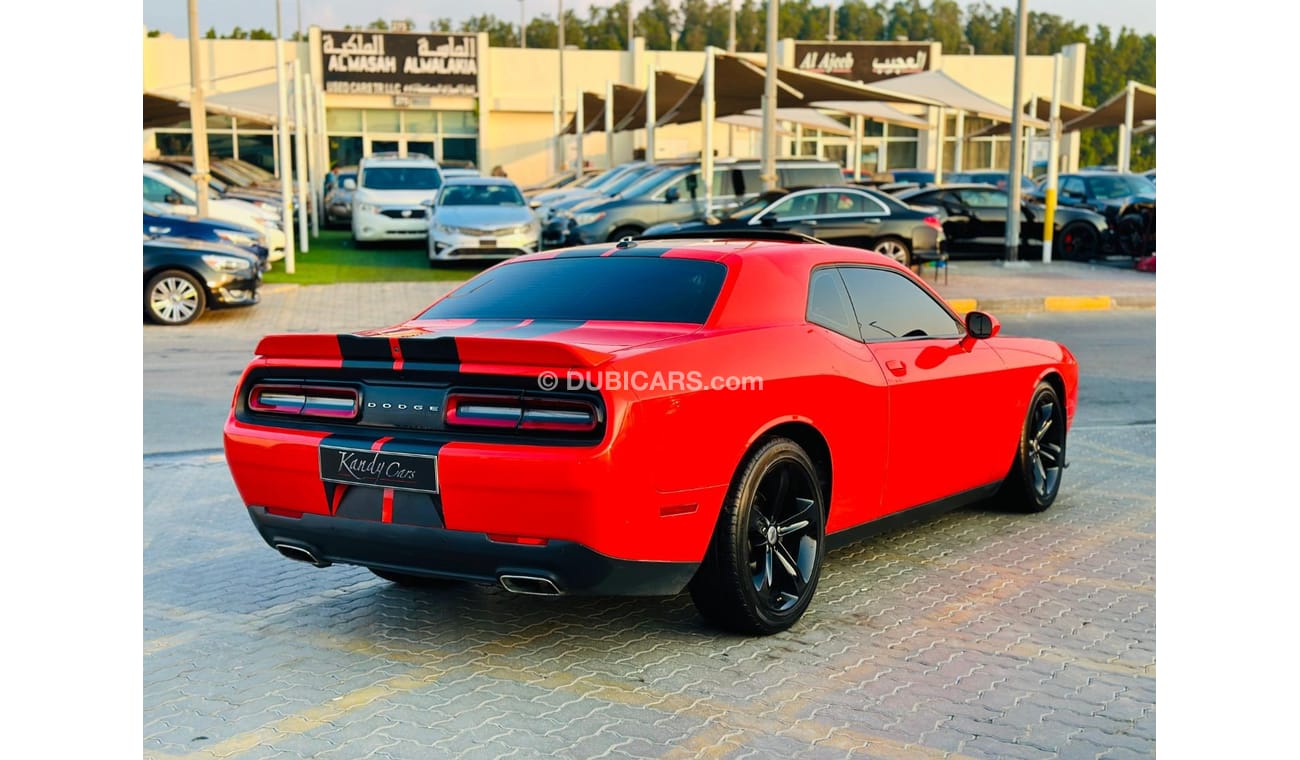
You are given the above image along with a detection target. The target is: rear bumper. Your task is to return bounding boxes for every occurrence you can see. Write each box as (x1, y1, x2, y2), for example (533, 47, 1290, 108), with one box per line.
(247, 506, 699, 595)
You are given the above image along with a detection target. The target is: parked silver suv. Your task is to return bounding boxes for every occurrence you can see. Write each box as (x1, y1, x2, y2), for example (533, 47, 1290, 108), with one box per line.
(350, 154, 444, 245)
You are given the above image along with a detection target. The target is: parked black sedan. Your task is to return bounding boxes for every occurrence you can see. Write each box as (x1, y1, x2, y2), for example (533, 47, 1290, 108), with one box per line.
(642, 186, 944, 267)
(1029, 171, 1155, 256)
(895, 183, 1110, 261)
(144, 236, 262, 326)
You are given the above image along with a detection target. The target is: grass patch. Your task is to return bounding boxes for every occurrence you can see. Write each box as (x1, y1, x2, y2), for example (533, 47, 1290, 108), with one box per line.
(264, 229, 482, 284)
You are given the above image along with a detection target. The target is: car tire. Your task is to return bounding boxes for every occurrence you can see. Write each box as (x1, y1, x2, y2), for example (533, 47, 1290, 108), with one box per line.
(998, 381, 1067, 513)
(145, 269, 206, 326)
(1115, 213, 1146, 257)
(608, 226, 644, 243)
(872, 237, 911, 267)
(369, 568, 455, 587)
(688, 437, 826, 635)
(1055, 223, 1099, 261)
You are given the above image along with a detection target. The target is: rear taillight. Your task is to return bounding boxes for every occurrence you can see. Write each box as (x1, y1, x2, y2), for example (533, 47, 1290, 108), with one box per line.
(924, 215, 943, 230)
(444, 392, 599, 433)
(248, 384, 360, 419)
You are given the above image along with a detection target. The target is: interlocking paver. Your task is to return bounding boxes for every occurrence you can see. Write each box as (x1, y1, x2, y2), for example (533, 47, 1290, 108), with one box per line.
(146, 328, 1155, 760)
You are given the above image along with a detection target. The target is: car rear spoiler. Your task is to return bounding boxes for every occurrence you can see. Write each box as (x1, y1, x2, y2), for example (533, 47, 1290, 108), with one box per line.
(254, 333, 614, 368)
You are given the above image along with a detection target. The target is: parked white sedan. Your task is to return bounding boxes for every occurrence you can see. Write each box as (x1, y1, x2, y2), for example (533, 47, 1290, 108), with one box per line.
(427, 177, 541, 266)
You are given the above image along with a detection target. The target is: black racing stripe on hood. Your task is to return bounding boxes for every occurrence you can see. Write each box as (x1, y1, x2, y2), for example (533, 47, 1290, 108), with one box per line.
(338, 334, 393, 362)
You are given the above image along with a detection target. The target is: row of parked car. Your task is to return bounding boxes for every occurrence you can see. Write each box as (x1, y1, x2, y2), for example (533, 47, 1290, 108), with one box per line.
(142, 157, 294, 325)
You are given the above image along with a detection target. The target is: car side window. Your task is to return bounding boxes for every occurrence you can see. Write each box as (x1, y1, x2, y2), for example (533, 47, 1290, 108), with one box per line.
(662, 171, 701, 201)
(1061, 177, 1086, 198)
(823, 191, 887, 216)
(143, 176, 173, 203)
(806, 268, 860, 340)
(837, 266, 964, 341)
(957, 188, 1008, 207)
(764, 192, 819, 220)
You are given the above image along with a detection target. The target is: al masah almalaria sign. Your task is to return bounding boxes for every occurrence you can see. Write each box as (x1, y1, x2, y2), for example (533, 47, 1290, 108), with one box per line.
(793, 41, 933, 84)
(321, 31, 479, 96)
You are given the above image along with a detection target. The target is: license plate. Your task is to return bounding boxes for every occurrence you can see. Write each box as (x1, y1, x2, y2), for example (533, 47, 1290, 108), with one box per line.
(319, 446, 439, 494)
(479, 238, 497, 248)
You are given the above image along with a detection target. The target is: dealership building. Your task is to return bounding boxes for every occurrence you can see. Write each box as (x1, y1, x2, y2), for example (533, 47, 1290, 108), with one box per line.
(143, 27, 1086, 186)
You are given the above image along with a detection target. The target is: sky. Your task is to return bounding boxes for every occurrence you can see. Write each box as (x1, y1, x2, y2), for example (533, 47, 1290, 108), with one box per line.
(142, 0, 1155, 39)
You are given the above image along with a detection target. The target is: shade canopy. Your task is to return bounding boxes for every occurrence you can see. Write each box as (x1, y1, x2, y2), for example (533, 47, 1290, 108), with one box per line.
(655, 52, 939, 128)
(963, 98, 1090, 139)
(560, 91, 607, 135)
(144, 89, 279, 129)
(716, 114, 795, 136)
(742, 107, 854, 135)
(868, 69, 1046, 127)
(611, 70, 698, 132)
(1062, 82, 1156, 133)
(810, 100, 930, 130)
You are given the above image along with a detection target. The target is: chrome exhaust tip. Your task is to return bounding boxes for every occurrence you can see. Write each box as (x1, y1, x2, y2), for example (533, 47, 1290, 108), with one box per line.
(499, 574, 563, 596)
(274, 543, 330, 567)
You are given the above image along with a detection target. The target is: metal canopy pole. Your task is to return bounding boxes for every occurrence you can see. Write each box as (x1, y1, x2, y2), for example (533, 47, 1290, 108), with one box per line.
(575, 90, 584, 176)
(1042, 53, 1062, 262)
(557, 0, 566, 173)
(645, 64, 656, 163)
(1119, 81, 1135, 173)
(304, 68, 320, 238)
(275, 0, 295, 273)
(293, 59, 309, 251)
(186, 0, 210, 218)
(852, 114, 863, 181)
(703, 46, 716, 219)
(605, 80, 615, 168)
(761, 0, 778, 190)
(1003, 0, 1028, 264)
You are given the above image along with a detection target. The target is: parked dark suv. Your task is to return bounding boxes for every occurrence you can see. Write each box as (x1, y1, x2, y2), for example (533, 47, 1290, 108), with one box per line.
(544, 158, 845, 247)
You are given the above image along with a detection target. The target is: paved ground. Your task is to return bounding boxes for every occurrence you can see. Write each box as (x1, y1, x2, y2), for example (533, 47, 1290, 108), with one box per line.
(144, 268, 1157, 759)
(144, 424, 1155, 760)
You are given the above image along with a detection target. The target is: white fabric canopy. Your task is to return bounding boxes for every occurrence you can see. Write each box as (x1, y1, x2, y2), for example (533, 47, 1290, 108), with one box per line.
(809, 100, 930, 130)
(743, 107, 854, 135)
(868, 70, 1047, 126)
(716, 114, 794, 136)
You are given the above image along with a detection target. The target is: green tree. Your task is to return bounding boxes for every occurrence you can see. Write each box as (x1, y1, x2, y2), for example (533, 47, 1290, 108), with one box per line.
(203, 27, 216, 39)
(431, 18, 453, 32)
(366, 19, 389, 31)
(836, 1, 887, 43)
(248, 28, 274, 40)
(460, 14, 519, 47)
(637, 0, 678, 50)
(148, 29, 162, 38)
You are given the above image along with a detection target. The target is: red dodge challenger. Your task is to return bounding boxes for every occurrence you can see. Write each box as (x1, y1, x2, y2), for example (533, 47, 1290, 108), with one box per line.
(224, 235, 1078, 634)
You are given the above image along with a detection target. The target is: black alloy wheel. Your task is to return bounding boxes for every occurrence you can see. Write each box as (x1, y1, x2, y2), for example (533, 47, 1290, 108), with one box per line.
(1000, 381, 1067, 512)
(690, 437, 826, 635)
(1056, 223, 1099, 261)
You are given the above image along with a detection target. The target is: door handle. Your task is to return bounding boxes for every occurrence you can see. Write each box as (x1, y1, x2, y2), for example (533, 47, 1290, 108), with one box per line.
(885, 359, 907, 376)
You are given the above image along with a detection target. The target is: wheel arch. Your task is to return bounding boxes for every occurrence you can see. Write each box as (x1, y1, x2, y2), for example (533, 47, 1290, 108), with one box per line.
(739, 419, 834, 523)
(144, 263, 208, 293)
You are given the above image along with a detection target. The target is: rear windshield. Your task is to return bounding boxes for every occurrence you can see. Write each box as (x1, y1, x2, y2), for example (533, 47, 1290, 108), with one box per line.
(362, 167, 443, 190)
(420, 257, 727, 324)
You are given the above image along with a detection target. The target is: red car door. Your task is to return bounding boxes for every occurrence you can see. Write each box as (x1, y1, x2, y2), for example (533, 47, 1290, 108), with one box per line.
(837, 265, 1010, 513)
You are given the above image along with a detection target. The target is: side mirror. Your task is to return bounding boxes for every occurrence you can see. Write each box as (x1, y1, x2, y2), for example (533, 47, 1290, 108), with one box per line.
(760, 215, 779, 227)
(665, 187, 680, 203)
(528, 199, 541, 209)
(420, 198, 436, 207)
(164, 193, 182, 205)
(965, 310, 1000, 340)
(342, 178, 357, 190)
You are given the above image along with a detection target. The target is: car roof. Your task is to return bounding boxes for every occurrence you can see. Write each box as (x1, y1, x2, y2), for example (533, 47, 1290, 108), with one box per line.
(440, 176, 519, 187)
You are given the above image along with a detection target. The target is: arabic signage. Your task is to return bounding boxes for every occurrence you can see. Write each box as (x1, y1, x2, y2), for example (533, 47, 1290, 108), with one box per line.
(321, 31, 479, 97)
(793, 42, 932, 84)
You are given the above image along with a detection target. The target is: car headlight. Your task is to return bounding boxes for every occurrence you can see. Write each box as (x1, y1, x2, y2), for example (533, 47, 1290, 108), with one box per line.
(356, 202, 379, 214)
(574, 211, 606, 226)
(215, 230, 258, 248)
(202, 254, 253, 273)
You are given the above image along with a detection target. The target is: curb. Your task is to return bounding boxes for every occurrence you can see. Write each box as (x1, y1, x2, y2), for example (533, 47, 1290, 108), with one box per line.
(948, 295, 1156, 314)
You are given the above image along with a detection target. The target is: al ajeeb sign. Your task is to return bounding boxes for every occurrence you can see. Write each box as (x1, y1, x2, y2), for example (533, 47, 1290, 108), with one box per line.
(793, 42, 932, 85)
(321, 31, 479, 96)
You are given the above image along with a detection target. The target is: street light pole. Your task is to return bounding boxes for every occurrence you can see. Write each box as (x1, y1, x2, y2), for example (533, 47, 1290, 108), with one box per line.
(558, 0, 566, 172)
(275, 0, 296, 273)
(186, 0, 210, 218)
(520, 0, 526, 48)
(828, 2, 836, 41)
